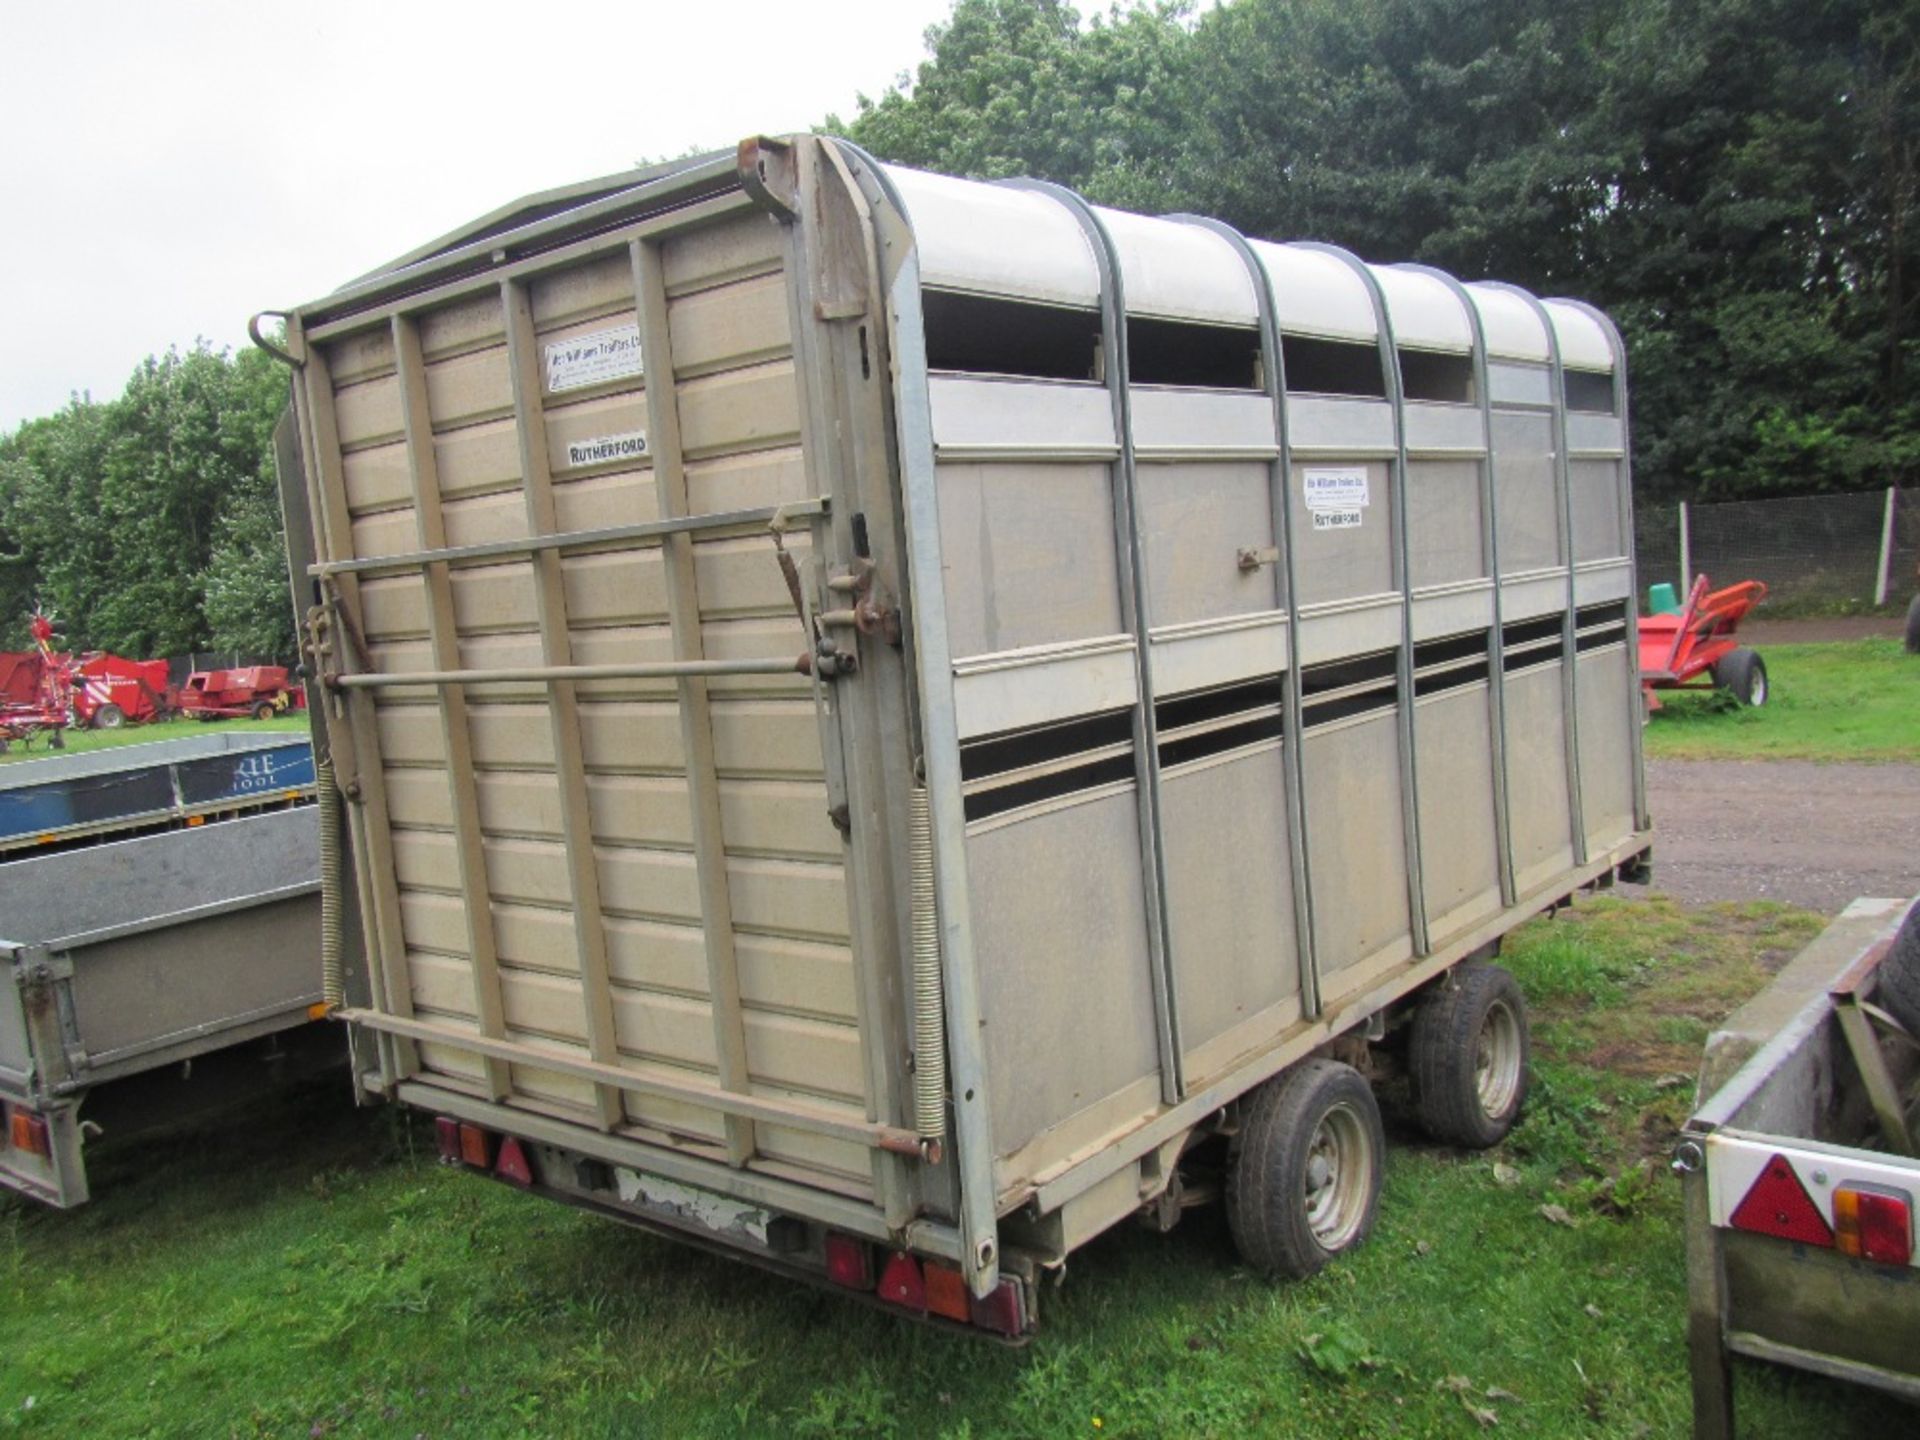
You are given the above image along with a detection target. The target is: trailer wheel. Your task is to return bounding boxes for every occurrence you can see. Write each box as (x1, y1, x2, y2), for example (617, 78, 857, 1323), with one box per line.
(1905, 594, 1920, 655)
(1226, 1059, 1384, 1278)
(1710, 647, 1767, 706)
(92, 703, 126, 730)
(1410, 963, 1531, 1148)
(1879, 905, 1920, 1037)
(252, 701, 276, 721)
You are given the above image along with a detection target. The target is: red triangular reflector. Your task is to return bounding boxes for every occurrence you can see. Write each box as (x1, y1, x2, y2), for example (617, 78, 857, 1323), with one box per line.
(876, 1251, 927, 1310)
(494, 1136, 535, 1188)
(1729, 1154, 1832, 1247)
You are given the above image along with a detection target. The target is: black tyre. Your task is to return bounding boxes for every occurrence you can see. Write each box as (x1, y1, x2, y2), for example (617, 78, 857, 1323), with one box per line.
(92, 703, 126, 730)
(1880, 905, 1920, 1037)
(1905, 594, 1920, 656)
(1710, 647, 1768, 706)
(252, 701, 276, 721)
(1410, 962, 1531, 1148)
(1226, 1059, 1384, 1278)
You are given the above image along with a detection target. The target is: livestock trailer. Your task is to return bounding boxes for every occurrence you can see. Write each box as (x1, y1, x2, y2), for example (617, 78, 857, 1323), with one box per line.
(266, 134, 1650, 1334)
(0, 735, 325, 1206)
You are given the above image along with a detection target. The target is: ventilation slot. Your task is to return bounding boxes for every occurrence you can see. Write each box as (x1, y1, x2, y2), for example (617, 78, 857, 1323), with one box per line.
(1413, 629, 1492, 697)
(1562, 369, 1616, 414)
(961, 710, 1136, 822)
(1399, 349, 1475, 404)
(1301, 649, 1399, 728)
(923, 289, 1101, 382)
(1575, 600, 1629, 652)
(1282, 335, 1387, 399)
(1154, 677, 1286, 767)
(1501, 612, 1565, 671)
(1127, 317, 1261, 390)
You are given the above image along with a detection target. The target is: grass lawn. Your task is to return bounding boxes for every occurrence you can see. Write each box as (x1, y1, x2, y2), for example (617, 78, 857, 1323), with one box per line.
(0, 714, 311, 766)
(1642, 636, 1918, 762)
(1, 895, 1906, 1438)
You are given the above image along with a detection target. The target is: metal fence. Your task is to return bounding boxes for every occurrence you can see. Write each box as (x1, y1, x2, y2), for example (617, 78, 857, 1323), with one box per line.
(1633, 487, 1917, 611)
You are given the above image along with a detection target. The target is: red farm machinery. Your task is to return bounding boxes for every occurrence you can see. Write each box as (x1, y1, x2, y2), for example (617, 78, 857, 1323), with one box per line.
(2, 609, 302, 747)
(1638, 574, 1770, 709)
(176, 665, 302, 722)
(0, 613, 73, 753)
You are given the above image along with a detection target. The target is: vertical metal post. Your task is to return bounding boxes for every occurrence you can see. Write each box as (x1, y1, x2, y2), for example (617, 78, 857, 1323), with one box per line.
(1679, 500, 1693, 596)
(1491, 285, 1587, 867)
(1003, 178, 1185, 1101)
(877, 248, 1003, 1298)
(1561, 298, 1651, 834)
(1174, 218, 1320, 1018)
(391, 313, 513, 1103)
(1876, 486, 1897, 607)
(500, 278, 630, 1134)
(1406, 265, 1517, 907)
(1300, 243, 1430, 958)
(776, 140, 919, 1229)
(625, 244, 758, 1166)
(294, 330, 420, 1084)
(1683, 1160, 1736, 1439)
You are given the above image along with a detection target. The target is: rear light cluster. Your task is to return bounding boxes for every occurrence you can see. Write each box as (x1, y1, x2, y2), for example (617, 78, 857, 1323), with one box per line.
(824, 1233, 1029, 1337)
(434, 1117, 535, 1189)
(429, 1117, 1030, 1333)
(3, 1105, 51, 1158)
(1730, 1152, 1913, 1267)
(1835, 1184, 1914, 1266)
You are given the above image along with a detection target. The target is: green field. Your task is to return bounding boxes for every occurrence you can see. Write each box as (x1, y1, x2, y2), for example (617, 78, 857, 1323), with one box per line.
(1642, 637, 1918, 762)
(2, 897, 1904, 1439)
(0, 714, 311, 766)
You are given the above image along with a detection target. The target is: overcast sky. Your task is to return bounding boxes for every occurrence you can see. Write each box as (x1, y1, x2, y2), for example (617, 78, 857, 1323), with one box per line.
(0, 0, 956, 433)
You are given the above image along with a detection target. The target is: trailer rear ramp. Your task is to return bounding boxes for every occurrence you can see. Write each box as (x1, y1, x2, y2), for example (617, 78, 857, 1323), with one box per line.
(276, 134, 1651, 1334)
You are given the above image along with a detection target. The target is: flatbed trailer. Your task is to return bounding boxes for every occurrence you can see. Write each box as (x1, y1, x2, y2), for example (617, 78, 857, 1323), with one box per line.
(0, 730, 314, 855)
(0, 735, 325, 1205)
(1680, 897, 1920, 1436)
(269, 134, 1651, 1333)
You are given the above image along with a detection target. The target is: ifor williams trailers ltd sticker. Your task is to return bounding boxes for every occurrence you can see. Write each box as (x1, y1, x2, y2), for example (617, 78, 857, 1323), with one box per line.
(1302, 466, 1370, 512)
(545, 324, 644, 393)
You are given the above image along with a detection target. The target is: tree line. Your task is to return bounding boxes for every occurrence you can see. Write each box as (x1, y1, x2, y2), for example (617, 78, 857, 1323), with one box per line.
(3, 0, 1913, 653)
(0, 345, 294, 657)
(834, 0, 1920, 502)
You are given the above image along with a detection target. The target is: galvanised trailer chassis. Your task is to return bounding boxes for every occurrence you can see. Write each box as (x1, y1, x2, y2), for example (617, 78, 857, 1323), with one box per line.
(0, 808, 325, 1206)
(272, 134, 1651, 1335)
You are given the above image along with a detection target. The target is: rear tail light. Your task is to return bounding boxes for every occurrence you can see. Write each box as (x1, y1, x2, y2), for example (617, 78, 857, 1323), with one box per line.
(7, 1109, 51, 1158)
(823, 1233, 875, 1290)
(923, 1261, 971, 1323)
(1729, 1154, 1833, 1247)
(969, 1276, 1029, 1338)
(1834, 1184, 1913, 1266)
(457, 1122, 494, 1169)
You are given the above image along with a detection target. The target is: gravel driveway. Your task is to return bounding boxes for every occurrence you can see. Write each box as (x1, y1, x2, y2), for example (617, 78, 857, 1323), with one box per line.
(1643, 758, 1920, 914)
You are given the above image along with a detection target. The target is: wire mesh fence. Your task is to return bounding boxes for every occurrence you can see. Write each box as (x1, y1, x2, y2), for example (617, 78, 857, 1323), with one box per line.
(1632, 487, 1915, 611)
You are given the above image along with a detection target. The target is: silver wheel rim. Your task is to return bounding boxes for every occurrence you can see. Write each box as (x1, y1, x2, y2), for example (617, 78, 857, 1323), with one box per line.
(1475, 999, 1523, 1119)
(1303, 1102, 1373, 1251)
(1749, 669, 1767, 705)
